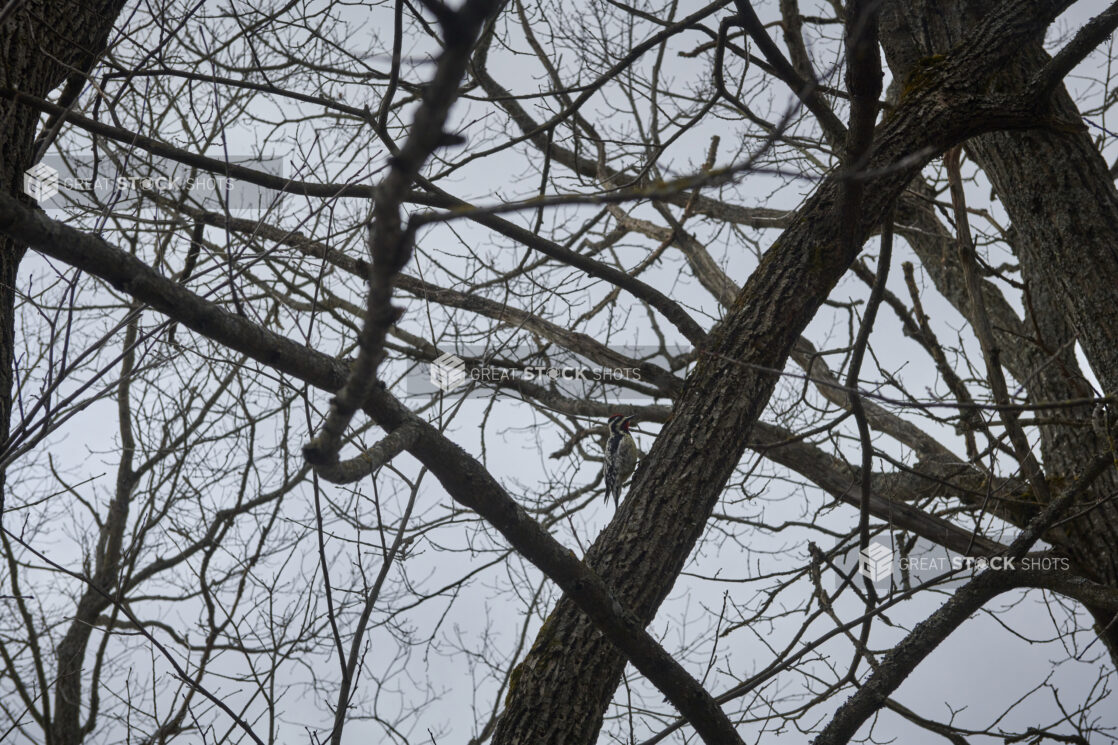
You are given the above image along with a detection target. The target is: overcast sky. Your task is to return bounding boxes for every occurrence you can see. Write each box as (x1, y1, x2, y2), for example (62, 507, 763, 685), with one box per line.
(8, 0, 1118, 743)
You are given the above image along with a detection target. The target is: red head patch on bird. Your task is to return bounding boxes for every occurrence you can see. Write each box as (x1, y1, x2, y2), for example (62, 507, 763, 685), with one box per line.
(608, 414, 635, 432)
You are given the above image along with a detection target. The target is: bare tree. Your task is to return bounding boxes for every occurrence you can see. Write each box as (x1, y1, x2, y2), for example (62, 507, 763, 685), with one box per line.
(2, 0, 1118, 744)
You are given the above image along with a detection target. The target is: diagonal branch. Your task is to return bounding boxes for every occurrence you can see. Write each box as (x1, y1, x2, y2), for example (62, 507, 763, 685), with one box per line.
(1031, 0, 1118, 101)
(814, 453, 1114, 745)
(733, 0, 847, 145)
(173, 203, 686, 392)
(420, 181, 710, 345)
(0, 192, 746, 745)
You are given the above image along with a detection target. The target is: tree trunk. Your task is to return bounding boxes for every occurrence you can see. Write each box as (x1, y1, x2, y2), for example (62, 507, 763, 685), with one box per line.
(492, 3, 1074, 741)
(881, 0, 1118, 663)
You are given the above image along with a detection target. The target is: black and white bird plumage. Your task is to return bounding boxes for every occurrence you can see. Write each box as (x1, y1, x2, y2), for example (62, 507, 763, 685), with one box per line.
(604, 414, 638, 506)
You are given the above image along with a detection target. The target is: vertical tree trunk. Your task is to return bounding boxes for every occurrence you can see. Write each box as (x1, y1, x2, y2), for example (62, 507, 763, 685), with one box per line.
(881, 0, 1118, 662)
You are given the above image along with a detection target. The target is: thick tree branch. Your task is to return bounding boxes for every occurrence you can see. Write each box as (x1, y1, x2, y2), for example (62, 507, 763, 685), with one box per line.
(0, 193, 746, 745)
(814, 453, 1114, 745)
(610, 202, 969, 465)
(882, 0, 1118, 661)
(839, 0, 886, 676)
(1031, 1, 1118, 101)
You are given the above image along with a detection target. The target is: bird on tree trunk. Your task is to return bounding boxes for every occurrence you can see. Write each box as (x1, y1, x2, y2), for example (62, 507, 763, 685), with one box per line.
(603, 414, 638, 506)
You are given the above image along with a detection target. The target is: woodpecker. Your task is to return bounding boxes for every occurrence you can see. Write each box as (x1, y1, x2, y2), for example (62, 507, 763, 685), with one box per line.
(603, 414, 638, 506)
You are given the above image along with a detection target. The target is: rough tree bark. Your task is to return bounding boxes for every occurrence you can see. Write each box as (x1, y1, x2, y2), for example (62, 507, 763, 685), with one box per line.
(490, 2, 1078, 742)
(880, 0, 1118, 665)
